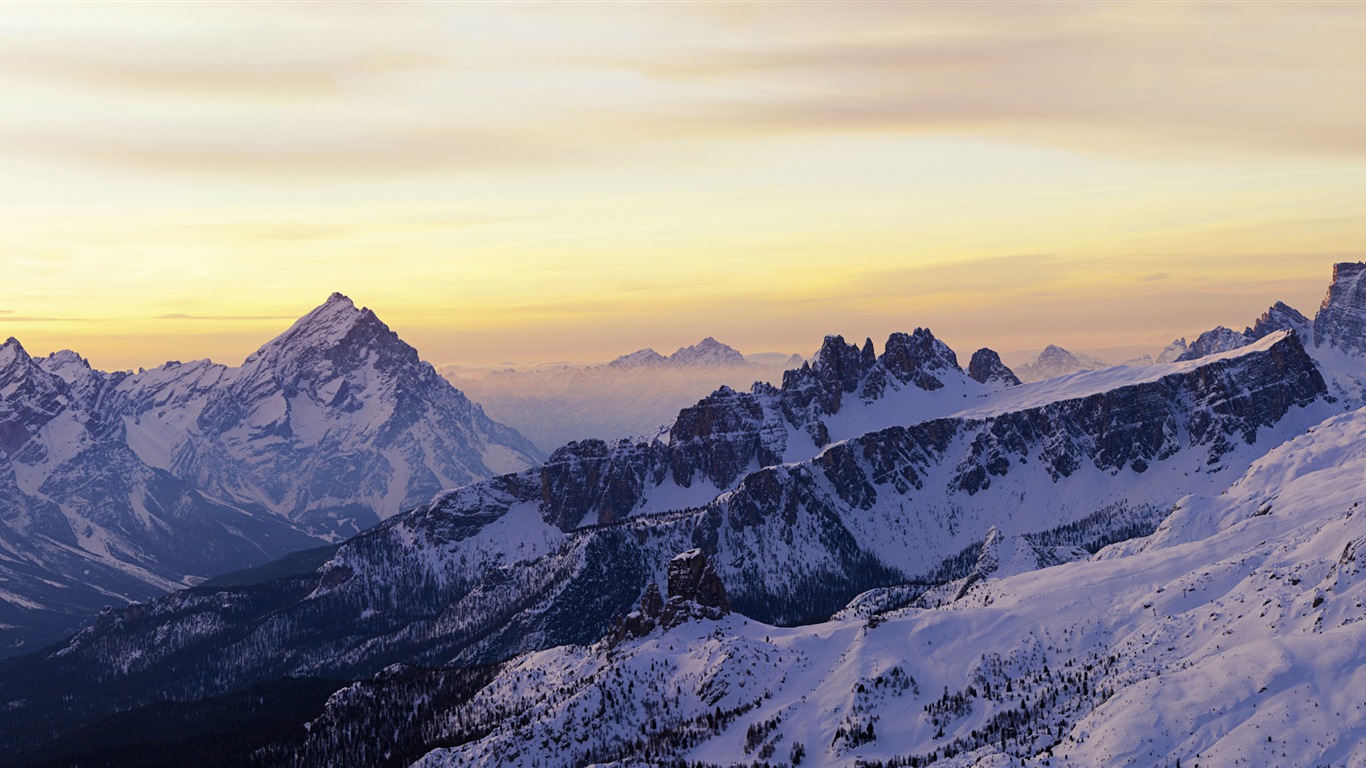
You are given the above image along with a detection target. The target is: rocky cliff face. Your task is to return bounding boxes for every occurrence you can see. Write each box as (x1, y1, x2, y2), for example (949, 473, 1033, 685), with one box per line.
(1314, 262, 1366, 354)
(967, 348, 1022, 387)
(612, 549, 730, 642)
(691, 331, 1327, 622)
(1175, 325, 1254, 361)
(1248, 300, 1311, 341)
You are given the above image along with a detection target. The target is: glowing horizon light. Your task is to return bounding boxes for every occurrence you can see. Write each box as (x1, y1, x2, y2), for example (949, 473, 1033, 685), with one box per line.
(1, 3, 1363, 371)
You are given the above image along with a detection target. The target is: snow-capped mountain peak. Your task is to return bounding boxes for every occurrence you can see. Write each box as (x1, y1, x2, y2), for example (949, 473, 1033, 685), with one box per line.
(606, 338, 750, 369)
(668, 337, 748, 367)
(0, 294, 542, 652)
(1015, 343, 1108, 382)
(242, 291, 398, 369)
(1155, 337, 1189, 364)
(608, 348, 668, 368)
(0, 336, 29, 371)
(1248, 300, 1311, 340)
(1174, 325, 1253, 361)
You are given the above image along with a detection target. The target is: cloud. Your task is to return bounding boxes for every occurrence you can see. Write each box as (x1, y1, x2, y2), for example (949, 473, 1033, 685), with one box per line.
(6, 2, 1366, 186)
(579, 4, 1366, 160)
(846, 254, 1064, 300)
(155, 314, 295, 321)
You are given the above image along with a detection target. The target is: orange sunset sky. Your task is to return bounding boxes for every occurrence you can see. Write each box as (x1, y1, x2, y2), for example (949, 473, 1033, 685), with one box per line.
(2, 2, 1364, 371)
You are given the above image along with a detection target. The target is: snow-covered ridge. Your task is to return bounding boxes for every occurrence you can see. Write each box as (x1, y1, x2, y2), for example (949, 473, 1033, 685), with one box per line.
(952, 330, 1295, 420)
(409, 404, 1366, 768)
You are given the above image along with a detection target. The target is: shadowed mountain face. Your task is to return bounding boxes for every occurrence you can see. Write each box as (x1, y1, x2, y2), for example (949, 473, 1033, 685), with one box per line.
(0, 294, 540, 655)
(1316, 262, 1366, 355)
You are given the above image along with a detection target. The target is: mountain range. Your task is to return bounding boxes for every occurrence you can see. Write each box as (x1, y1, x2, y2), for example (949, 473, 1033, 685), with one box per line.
(0, 293, 540, 653)
(442, 338, 804, 451)
(3, 264, 1366, 766)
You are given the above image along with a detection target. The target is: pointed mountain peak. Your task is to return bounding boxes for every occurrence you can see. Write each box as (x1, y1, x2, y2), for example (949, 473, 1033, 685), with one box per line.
(1155, 338, 1190, 364)
(668, 337, 746, 366)
(879, 328, 960, 374)
(609, 348, 667, 368)
(38, 349, 96, 384)
(1039, 344, 1072, 358)
(1016, 344, 1107, 383)
(860, 337, 876, 367)
(1247, 301, 1310, 342)
(44, 349, 90, 368)
(246, 293, 389, 365)
(857, 328, 963, 397)
(0, 336, 30, 370)
(1174, 326, 1254, 362)
(809, 335, 867, 387)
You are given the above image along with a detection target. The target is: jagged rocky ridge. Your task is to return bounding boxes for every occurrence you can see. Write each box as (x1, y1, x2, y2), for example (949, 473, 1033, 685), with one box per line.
(0, 330, 1331, 761)
(0, 294, 540, 654)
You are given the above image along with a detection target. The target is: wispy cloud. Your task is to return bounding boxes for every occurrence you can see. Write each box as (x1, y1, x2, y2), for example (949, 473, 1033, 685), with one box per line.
(5, 2, 1366, 185)
(155, 314, 295, 321)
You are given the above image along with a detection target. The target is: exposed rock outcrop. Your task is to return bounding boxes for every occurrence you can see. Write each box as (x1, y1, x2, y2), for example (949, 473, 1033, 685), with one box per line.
(1174, 325, 1254, 362)
(1314, 262, 1366, 355)
(611, 549, 730, 643)
(967, 348, 1022, 387)
(1247, 301, 1311, 341)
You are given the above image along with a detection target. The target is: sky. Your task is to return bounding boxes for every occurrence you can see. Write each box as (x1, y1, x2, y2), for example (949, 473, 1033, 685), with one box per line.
(2, 2, 1365, 371)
